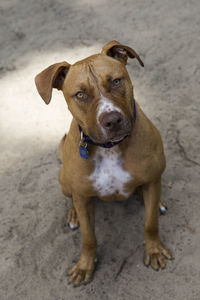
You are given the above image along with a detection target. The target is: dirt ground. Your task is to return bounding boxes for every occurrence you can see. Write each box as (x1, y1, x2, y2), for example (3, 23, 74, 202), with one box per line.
(0, 0, 200, 299)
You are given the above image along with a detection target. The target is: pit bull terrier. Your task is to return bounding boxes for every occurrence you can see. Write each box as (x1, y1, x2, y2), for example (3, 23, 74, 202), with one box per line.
(35, 41, 172, 286)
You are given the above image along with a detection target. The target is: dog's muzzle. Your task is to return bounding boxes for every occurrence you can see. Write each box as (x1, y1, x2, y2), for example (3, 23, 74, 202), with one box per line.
(98, 110, 131, 141)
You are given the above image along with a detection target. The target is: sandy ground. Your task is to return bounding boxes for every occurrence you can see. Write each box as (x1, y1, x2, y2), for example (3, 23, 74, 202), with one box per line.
(0, 0, 200, 299)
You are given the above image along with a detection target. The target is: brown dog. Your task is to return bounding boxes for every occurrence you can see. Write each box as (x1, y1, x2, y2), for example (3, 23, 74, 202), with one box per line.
(35, 41, 172, 286)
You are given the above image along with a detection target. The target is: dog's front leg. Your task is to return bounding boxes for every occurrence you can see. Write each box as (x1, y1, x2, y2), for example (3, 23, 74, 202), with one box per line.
(68, 193, 97, 286)
(143, 179, 172, 270)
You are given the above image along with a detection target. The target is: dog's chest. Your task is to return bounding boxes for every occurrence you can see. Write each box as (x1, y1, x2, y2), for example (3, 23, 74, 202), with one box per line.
(89, 147, 132, 197)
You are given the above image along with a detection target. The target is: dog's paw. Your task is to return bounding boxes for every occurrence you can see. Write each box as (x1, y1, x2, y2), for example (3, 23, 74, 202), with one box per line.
(67, 207, 79, 230)
(68, 256, 97, 287)
(144, 241, 172, 270)
(159, 202, 168, 215)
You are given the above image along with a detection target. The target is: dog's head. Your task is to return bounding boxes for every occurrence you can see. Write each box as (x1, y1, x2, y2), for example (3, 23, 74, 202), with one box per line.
(35, 41, 144, 143)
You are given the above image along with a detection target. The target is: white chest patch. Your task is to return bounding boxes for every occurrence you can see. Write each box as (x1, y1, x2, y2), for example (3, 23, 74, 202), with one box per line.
(89, 146, 132, 197)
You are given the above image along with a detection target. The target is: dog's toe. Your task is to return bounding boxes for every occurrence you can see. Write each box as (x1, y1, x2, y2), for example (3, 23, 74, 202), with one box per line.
(68, 257, 96, 287)
(144, 241, 172, 271)
(159, 204, 168, 215)
(68, 221, 79, 230)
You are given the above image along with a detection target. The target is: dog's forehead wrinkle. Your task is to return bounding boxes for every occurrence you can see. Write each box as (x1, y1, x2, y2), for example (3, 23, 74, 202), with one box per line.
(87, 63, 102, 94)
(66, 63, 92, 91)
(89, 59, 124, 86)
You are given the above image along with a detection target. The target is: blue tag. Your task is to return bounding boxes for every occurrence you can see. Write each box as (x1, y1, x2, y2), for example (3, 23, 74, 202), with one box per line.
(79, 145, 88, 159)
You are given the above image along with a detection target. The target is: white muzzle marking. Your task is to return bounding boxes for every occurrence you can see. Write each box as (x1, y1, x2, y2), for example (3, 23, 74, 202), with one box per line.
(97, 94, 123, 135)
(97, 94, 122, 120)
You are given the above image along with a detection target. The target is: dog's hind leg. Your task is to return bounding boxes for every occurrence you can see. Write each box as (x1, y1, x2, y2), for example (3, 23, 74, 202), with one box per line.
(159, 200, 168, 215)
(61, 185, 80, 230)
(67, 203, 80, 230)
(58, 134, 67, 162)
(61, 187, 80, 230)
(59, 166, 79, 230)
(136, 186, 167, 215)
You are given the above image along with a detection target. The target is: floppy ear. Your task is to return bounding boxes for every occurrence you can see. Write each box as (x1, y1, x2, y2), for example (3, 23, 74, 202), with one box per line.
(35, 61, 70, 104)
(101, 40, 144, 67)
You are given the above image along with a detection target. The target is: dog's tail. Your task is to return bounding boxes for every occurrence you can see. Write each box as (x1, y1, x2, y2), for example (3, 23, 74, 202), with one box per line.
(58, 134, 67, 163)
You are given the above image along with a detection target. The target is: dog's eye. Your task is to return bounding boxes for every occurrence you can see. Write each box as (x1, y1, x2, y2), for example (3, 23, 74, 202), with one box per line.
(112, 78, 121, 87)
(75, 91, 87, 101)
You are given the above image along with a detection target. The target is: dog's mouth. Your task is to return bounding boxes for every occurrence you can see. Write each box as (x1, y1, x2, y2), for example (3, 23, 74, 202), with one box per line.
(88, 129, 131, 145)
(103, 122, 133, 144)
(109, 133, 130, 143)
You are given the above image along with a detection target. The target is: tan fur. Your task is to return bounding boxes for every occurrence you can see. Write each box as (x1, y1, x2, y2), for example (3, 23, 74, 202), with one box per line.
(35, 41, 172, 286)
(58, 134, 67, 162)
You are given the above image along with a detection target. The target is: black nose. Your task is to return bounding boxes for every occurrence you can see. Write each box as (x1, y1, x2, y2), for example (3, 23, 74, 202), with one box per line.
(99, 111, 123, 132)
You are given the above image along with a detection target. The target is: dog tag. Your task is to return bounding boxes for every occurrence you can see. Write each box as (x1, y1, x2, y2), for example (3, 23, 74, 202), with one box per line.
(79, 131, 88, 159)
(79, 145, 88, 159)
